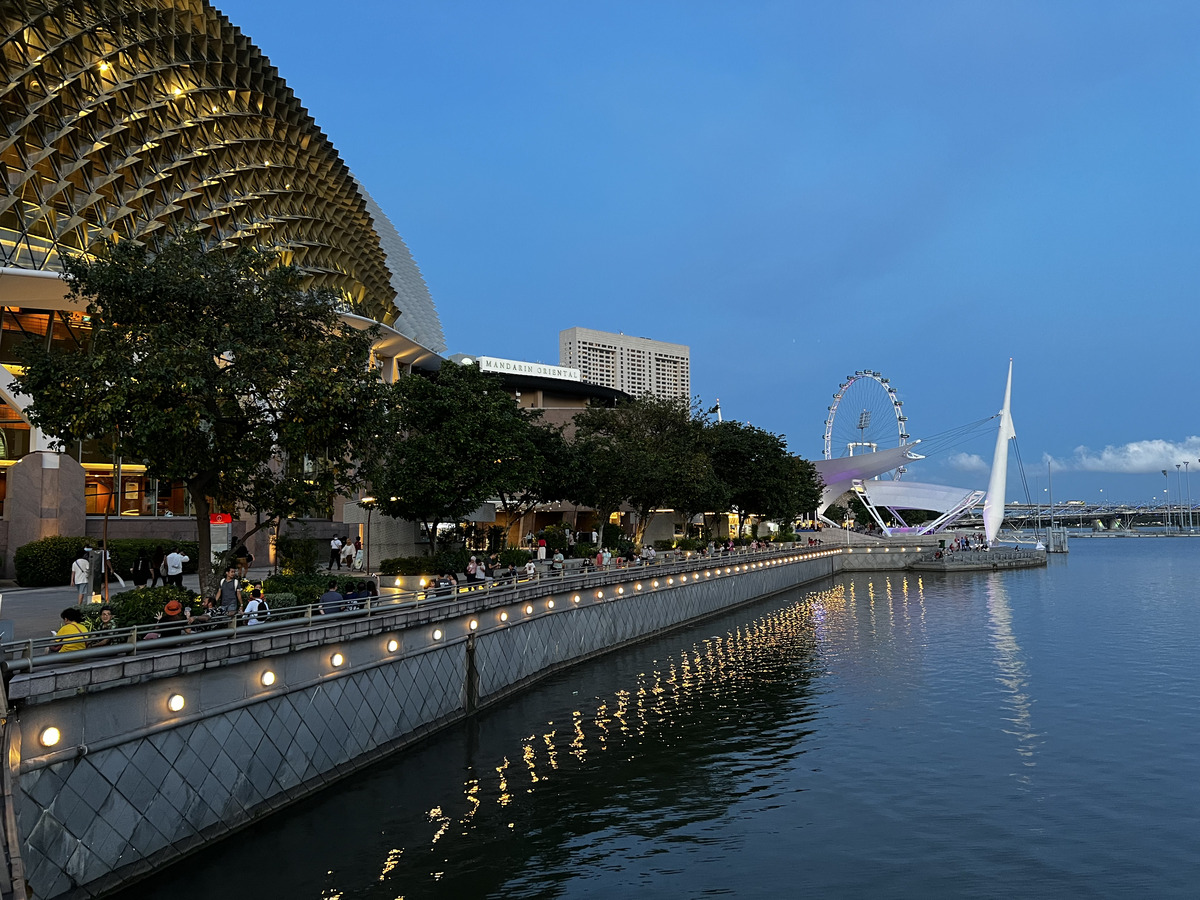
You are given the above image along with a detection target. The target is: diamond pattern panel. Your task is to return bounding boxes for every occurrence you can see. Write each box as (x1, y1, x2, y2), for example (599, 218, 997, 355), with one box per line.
(15, 641, 466, 899)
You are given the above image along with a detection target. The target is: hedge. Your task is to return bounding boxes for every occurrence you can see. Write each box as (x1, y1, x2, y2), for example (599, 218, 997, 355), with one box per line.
(261, 573, 375, 606)
(14, 536, 200, 587)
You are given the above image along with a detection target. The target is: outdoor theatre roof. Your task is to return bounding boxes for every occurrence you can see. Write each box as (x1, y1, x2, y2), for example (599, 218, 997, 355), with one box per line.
(0, 0, 408, 327)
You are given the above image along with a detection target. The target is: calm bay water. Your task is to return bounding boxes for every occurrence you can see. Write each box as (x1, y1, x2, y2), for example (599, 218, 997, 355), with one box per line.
(126, 539, 1200, 899)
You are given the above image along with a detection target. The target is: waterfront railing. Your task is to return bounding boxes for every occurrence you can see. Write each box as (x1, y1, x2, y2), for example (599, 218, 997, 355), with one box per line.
(1, 543, 853, 674)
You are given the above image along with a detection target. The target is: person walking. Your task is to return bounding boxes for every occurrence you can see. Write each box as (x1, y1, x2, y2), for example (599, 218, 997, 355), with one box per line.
(150, 545, 166, 587)
(329, 535, 343, 570)
(164, 548, 189, 587)
(71, 550, 90, 605)
(132, 549, 151, 588)
(339, 537, 355, 570)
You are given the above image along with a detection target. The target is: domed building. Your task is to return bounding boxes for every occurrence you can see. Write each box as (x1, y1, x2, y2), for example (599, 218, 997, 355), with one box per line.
(0, 0, 445, 562)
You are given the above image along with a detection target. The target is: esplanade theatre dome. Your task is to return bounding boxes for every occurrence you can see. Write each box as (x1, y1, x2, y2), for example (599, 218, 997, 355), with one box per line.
(0, 0, 445, 520)
(0, 0, 444, 340)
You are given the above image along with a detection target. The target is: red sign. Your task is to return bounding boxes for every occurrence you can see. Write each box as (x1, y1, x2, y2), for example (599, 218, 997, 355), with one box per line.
(209, 513, 233, 524)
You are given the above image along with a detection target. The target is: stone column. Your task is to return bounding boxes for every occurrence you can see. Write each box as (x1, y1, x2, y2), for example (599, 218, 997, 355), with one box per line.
(5, 452, 86, 572)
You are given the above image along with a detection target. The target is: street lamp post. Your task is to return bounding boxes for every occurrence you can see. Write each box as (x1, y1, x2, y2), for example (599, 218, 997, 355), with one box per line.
(1177, 465, 1185, 534)
(1162, 470, 1171, 534)
(1188, 461, 1195, 532)
(359, 496, 377, 573)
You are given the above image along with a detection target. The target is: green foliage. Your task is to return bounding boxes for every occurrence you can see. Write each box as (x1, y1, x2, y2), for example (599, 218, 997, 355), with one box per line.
(541, 523, 570, 552)
(825, 504, 848, 525)
(571, 396, 710, 547)
(573, 542, 597, 558)
(653, 539, 675, 551)
(498, 548, 532, 567)
(14, 536, 198, 587)
(378, 557, 426, 576)
(369, 363, 541, 553)
(274, 531, 321, 575)
(261, 592, 300, 611)
(14, 536, 88, 587)
(261, 573, 369, 605)
(675, 537, 704, 552)
(13, 233, 387, 593)
(102, 585, 200, 628)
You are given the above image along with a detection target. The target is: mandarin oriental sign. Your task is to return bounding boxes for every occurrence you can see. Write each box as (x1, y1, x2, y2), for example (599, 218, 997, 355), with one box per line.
(477, 356, 581, 382)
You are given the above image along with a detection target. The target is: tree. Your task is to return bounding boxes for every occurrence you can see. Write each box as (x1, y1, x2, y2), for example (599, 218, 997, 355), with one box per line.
(367, 362, 533, 553)
(13, 233, 385, 592)
(709, 421, 823, 536)
(570, 396, 707, 547)
(495, 420, 575, 547)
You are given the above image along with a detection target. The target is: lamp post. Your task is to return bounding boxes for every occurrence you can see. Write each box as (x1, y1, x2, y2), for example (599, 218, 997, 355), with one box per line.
(1177, 465, 1185, 534)
(1162, 470, 1170, 534)
(1187, 461, 1195, 532)
(359, 496, 376, 573)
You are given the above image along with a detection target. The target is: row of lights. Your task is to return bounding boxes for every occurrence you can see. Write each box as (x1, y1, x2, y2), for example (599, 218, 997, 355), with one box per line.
(37, 633, 410, 749)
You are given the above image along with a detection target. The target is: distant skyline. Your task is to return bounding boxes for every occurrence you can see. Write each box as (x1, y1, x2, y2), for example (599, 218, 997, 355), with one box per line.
(216, 0, 1200, 506)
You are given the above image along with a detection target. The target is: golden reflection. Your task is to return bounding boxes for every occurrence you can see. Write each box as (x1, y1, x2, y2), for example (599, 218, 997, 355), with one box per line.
(373, 589, 848, 885)
(570, 710, 587, 761)
(379, 848, 403, 881)
(496, 757, 511, 806)
(522, 742, 539, 785)
(428, 805, 450, 843)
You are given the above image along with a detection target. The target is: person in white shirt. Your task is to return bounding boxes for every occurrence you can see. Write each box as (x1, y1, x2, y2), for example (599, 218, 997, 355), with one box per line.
(329, 536, 343, 570)
(71, 550, 90, 605)
(165, 549, 189, 587)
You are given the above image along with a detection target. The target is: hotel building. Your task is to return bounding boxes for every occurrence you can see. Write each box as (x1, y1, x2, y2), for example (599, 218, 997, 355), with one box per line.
(558, 327, 690, 401)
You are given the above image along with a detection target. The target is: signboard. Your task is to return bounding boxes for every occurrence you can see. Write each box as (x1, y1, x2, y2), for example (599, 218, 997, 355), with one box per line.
(476, 356, 581, 382)
(209, 513, 233, 524)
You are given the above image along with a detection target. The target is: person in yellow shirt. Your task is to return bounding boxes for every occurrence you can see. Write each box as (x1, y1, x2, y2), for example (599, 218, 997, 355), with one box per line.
(53, 607, 89, 652)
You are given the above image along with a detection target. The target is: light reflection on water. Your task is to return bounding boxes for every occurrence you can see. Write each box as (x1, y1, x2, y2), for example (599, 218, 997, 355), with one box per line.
(125, 541, 1200, 899)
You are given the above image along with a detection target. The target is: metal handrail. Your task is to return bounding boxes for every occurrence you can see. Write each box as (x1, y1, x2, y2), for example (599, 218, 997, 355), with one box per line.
(2, 542, 839, 674)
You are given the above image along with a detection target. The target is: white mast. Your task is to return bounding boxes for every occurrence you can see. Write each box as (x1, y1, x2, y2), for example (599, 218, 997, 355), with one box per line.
(983, 360, 1016, 545)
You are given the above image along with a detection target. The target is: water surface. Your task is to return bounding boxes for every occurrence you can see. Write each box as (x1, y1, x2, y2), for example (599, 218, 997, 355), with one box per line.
(125, 539, 1200, 898)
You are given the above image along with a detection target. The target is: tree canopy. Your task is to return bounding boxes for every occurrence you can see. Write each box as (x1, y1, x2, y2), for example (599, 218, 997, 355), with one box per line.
(13, 233, 386, 590)
(367, 361, 538, 553)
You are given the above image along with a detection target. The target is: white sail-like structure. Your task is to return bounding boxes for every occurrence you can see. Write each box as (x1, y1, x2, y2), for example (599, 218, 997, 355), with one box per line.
(983, 360, 1017, 545)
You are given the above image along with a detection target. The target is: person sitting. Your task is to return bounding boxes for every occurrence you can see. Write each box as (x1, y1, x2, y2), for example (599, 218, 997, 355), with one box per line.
(318, 580, 344, 615)
(242, 589, 270, 626)
(53, 607, 89, 652)
(344, 582, 361, 610)
(147, 599, 190, 639)
(187, 596, 227, 631)
(88, 605, 119, 647)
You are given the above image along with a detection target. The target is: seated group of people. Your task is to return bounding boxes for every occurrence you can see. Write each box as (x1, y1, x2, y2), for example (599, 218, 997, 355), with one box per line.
(317, 579, 380, 615)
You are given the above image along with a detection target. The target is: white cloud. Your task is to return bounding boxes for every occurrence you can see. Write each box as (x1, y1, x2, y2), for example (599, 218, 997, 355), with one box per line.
(948, 452, 989, 473)
(1051, 437, 1200, 474)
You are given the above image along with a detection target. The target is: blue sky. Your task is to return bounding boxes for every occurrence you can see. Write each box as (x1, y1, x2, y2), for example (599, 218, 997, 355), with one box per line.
(218, 0, 1200, 507)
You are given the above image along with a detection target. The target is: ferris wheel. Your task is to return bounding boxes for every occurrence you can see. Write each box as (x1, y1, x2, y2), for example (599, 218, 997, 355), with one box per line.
(823, 370, 910, 478)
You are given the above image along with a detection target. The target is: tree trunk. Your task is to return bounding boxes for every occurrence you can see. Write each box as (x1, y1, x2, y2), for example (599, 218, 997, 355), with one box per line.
(191, 485, 212, 598)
